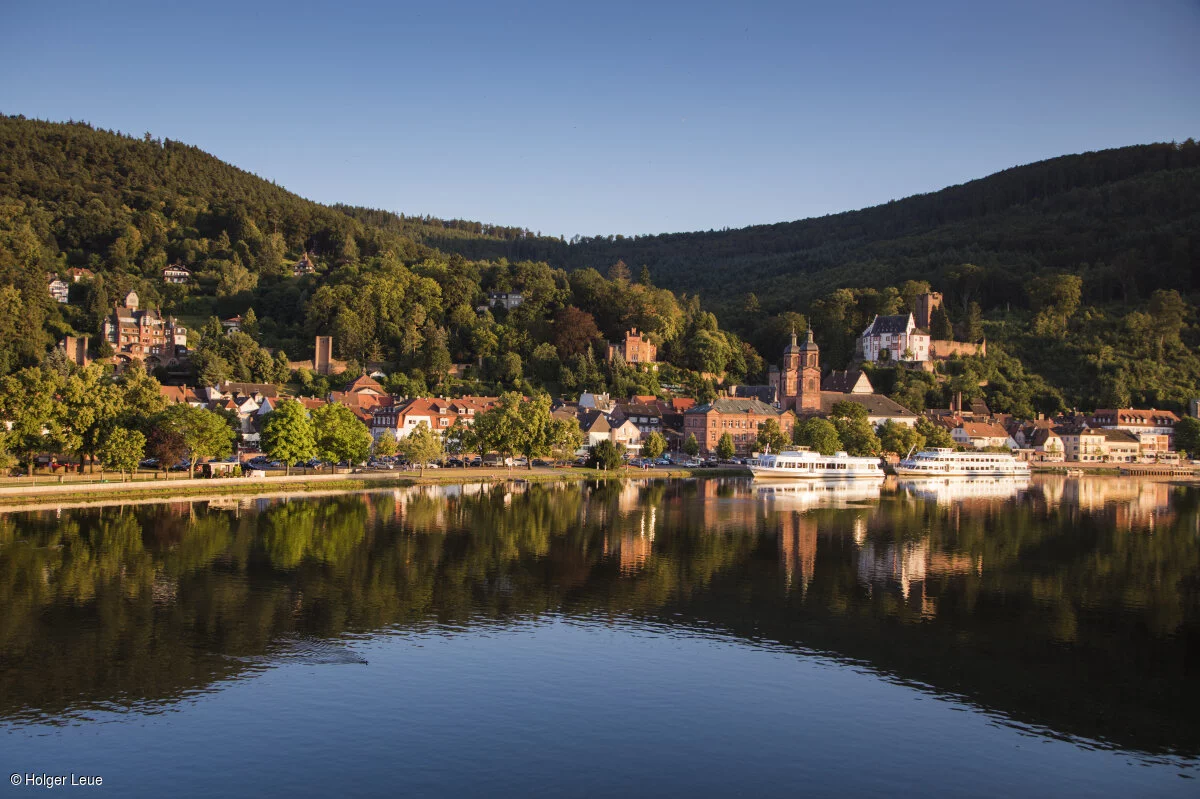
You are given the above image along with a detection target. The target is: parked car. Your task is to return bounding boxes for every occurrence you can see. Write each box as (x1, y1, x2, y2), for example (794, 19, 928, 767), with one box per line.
(531, 459, 550, 467)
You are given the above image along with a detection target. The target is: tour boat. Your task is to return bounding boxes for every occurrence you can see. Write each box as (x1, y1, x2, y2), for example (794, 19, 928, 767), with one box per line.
(749, 448, 885, 480)
(894, 447, 1031, 477)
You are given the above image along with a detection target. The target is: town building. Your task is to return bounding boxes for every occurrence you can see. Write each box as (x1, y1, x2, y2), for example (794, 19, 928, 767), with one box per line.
(221, 315, 243, 333)
(293, 253, 317, 277)
(370, 396, 498, 442)
(163, 264, 191, 284)
(610, 418, 641, 452)
(159, 385, 206, 407)
(487, 292, 524, 311)
(683, 398, 796, 456)
(48, 276, 70, 303)
(859, 313, 931, 364)
(1088, 409, 1180, 456)
(950, 421, 1016, 450)
(102, 291, 187, 362)
(610, 401, 664, 438)
(821, 369, 874, 394)
(606, 328, 657, 366)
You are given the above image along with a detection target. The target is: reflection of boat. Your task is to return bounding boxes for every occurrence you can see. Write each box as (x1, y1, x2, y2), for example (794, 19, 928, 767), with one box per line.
(750, 449, 884, 480)
(756, 479, 882, 505)
(896, 475, 1030, 503)
(896, 448, 1030, 477)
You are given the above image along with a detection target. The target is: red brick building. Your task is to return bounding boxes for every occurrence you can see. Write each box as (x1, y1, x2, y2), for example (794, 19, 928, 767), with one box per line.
(607, 328, 657, 366)
(683, 398, 795, 455)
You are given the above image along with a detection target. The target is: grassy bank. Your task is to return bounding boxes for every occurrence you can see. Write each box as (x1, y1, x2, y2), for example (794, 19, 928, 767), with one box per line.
(0, 467, 749, 509)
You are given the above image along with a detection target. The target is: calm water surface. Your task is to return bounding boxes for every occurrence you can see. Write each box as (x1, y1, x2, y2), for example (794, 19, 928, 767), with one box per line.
(1, 476, 1197, 797)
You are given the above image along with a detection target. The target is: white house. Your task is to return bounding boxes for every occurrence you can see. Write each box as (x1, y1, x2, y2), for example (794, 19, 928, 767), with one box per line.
(859, 313, 930, 363)
(951, 421, 1016, 450)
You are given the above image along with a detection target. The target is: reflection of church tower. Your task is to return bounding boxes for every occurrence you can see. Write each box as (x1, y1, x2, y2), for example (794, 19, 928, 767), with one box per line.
(779, 512, 818, 594)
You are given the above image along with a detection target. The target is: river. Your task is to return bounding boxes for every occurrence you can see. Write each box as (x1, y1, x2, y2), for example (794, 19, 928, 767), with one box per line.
(1, 476, 1196, 796)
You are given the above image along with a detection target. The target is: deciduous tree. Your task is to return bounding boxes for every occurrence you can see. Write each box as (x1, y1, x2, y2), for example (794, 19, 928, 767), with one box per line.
(262, 399, 316, 475)
(312, 403, 371, 466)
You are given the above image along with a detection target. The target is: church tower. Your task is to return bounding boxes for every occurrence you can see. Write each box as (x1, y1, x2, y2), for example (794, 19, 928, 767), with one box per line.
(797, 328, 821, 412)
(781, 330, 801, 401)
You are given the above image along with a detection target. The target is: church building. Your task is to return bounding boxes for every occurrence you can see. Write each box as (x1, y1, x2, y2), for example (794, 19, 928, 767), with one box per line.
(769, 329, 822, 413)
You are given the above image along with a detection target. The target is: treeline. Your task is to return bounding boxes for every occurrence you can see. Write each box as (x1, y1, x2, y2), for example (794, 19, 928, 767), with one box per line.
(3, 115, 1197, 410)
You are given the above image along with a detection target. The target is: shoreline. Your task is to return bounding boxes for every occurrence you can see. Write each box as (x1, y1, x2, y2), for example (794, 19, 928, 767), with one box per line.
(0, 465, 1195, 513)
(0, 466, 750, 511)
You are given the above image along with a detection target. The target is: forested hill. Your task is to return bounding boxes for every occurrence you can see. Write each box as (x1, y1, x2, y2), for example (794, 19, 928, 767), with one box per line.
(2, 114, 1199, 413)
(406, 141, 1200, 314)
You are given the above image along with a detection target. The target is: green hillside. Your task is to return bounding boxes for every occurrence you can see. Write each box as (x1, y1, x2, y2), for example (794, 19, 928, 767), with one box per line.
(1, 114, 1198, 412)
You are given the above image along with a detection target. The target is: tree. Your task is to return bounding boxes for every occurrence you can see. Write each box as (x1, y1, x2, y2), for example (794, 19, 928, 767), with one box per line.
(0, 367, 61, 476)
(916, 417, 955, 449)
(62, 364, 125, 473)
(549, 417, 584, 463)
(514, 393, 557, 467)
(146, 426, 186, 475)
(312, 403, 371, 467)
(716, 432, 735, 461)
(588, 439, 623, 470)
(878, 419, 925, 456)
(756, 419, 788, 454)
(153, 404, 235, 478)
(683, 433, 700, 458)
(1173, 417, 1200, 458)
(1148, 289, 1187, 356)
(97, 427, 145, 481)
(962, 301, 984, 343)
(262, 399, 316, 475)
(373, 432, 399, 458)
(794, 417, 841, 455)
(641, 431, 668, 459)
(1028, 274, 1082, 338)
(400, 421, 443, 475)
(830, 401, 880, 456)
(552, 306, 601, 359)
(930, 306, 954, 341)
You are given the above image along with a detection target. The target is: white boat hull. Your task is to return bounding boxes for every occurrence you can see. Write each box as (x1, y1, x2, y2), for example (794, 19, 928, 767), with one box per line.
(749, 465, 883, 480)
(893, 465, 1030, 477)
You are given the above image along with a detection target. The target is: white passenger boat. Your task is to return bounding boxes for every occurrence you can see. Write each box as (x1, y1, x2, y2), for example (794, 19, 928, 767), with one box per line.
(749, 448, 884, 480)
(895, 447, 1031, 477)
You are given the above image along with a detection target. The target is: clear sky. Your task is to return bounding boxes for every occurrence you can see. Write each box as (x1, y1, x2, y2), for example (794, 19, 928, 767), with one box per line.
(2, 1, 1197, 238)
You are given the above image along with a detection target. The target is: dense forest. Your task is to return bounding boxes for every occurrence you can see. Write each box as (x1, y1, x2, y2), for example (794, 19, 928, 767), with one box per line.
(1, 114, 1198, 411)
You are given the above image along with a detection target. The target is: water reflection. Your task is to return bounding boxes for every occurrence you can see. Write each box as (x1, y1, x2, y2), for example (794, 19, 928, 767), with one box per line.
(0, 476, 1197, 764)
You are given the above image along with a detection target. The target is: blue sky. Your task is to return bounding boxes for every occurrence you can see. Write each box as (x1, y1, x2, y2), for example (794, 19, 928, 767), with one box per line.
(2, 1, 1197, 237)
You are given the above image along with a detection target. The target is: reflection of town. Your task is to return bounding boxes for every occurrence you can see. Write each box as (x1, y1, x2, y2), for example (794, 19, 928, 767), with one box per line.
(1027, 476, 1178, 532)
(1, 476, 1197, 758)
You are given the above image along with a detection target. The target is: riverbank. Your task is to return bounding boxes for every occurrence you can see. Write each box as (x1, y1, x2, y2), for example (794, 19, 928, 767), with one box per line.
(0, 466, 750, 509)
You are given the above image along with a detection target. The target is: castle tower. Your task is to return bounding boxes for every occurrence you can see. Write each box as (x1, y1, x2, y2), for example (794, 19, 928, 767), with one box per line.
(915, 291, 942, 330)
(797, 328, 821, 412)
(315, 335, 333, 375)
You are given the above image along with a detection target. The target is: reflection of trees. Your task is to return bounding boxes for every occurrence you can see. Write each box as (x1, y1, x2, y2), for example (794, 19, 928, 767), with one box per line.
(0, 478, 1197, 757)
